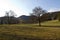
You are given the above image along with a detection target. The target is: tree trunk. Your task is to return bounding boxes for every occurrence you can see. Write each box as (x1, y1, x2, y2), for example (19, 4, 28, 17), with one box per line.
(38, 17, 41, 26)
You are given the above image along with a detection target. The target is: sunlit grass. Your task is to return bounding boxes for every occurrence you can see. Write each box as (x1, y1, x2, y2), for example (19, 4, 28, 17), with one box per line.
(41, 20, 60, 26)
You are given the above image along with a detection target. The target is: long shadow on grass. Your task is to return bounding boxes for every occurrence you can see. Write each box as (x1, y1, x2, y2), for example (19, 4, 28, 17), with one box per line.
(0, 33, 43, 40)
(0, 33, 60, 40)
(41, 25, 60, 27)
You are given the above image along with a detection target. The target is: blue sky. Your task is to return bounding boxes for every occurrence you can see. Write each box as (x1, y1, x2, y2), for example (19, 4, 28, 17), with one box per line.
(0, 0, 60, 17)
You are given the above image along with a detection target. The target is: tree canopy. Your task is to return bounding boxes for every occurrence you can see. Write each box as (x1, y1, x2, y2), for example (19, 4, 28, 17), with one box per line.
(31, 7, 47, 26)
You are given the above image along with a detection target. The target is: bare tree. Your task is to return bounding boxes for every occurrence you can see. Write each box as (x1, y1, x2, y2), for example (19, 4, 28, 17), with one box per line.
(9, 10, 16, 17)
(5, 11, 9, 24)
(31, 7, 47, 26)
(5, 10, 16, 17)
(5, 10, 19, 24)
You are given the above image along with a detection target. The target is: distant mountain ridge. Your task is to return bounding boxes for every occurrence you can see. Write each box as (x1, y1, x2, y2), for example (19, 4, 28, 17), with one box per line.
(19, 15, 30, 21)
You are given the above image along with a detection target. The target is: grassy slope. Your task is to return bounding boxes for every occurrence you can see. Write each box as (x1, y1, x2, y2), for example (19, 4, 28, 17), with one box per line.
(41, 20, 60, 27)
(0, 20, 60, 40)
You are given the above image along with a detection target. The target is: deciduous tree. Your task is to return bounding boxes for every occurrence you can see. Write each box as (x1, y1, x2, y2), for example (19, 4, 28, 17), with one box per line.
(31, 7, 47, 26)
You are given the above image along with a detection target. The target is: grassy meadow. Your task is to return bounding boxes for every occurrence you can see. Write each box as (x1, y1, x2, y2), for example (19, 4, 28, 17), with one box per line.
(0, 20, 60, 40)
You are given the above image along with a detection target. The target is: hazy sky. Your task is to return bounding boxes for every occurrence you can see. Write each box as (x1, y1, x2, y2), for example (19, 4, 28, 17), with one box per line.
(0, 0, 60, 17)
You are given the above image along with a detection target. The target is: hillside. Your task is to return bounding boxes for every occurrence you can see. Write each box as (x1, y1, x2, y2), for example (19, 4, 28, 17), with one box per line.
(41, 20, 60, 27)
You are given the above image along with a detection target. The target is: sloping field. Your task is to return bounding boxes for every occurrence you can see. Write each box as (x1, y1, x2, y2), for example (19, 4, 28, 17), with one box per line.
(0, 20, 60, 40)
(41, 20, 60, 27)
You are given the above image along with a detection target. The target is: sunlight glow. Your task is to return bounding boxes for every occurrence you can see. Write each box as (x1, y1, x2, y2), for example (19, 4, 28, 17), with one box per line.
(0, 0, 28, 17)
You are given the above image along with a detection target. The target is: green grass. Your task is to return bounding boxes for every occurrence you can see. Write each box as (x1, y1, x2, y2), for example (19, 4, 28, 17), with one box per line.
(41, 20, 60, 27)
(0, 20, 60, 40)
(0, 25, 60, 40)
